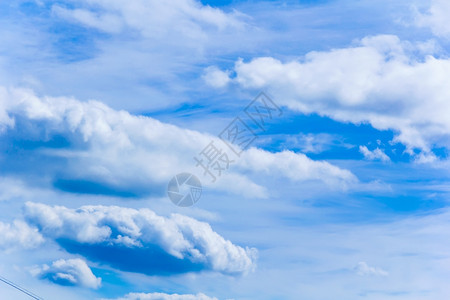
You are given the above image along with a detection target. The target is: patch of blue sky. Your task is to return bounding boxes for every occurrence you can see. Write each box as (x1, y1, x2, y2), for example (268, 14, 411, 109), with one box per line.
(153, 100, 413, 162)
(48, 21, 106, 62)
(88, 267, 131, 299)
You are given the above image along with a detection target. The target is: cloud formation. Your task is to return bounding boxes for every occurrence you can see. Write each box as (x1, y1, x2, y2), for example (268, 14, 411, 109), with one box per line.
(202, 66, 232, 88)
(414, 0, 450, 38)
(0, 220, 43, 251)
(210, 34, 450, 156)
(359, 146, 391, 162)
(239, 148, 357, 187)
(354, 261, 388, 277)
(0, 86, 356, 198)
(24, 202, 257, 275)
(52, 0, 246, 42)
(32, 258, 101, 289)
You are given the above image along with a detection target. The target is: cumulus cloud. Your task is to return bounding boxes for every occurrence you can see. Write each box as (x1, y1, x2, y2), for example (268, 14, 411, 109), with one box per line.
(111, 292, 217, 300)
(0, 220, 43, 250)
(32, 258, 101, 289)
(203, 66, 231, 88)
(359, 146, 391, 162)
(354, 261, 388, 277)
(214, 34, 450, 157)
(0, 86, 356, 198)
(23, 202, 257, 275)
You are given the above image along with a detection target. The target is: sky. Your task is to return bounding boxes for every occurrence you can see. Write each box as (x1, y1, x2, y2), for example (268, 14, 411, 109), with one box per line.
(1, 0, 450, 299)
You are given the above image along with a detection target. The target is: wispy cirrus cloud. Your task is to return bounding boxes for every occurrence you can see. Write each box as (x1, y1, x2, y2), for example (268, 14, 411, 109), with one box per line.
(51, 0, 247, 37)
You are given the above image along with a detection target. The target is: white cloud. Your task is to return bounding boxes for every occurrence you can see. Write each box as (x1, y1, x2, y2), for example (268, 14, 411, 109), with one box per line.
(112, 292, 217, 300)
(23, 202, 257, 275)
(354, 261, 388, 277)
(285, 133, 352, 154)
(216, 34, 450, 157)
(0, 177, 32, 201)
(0, 0, 263, 115)
(52, 5, 123, 34)
(414, 151, 438, 163)
(414, 0, 450, 38)
(32, 258, 101, 289)
(0, 220, 43, 251)
(0, 86, 356, 198)
(239, 148, 357, 187)
(203, 66, 231, 88)
(359, 146, 391, 162)
(52, 0, 246, 39)
(293, 133, 336, 154)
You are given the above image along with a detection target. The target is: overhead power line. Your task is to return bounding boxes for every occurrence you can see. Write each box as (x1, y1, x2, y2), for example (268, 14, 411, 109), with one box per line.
(0, 274, 43, 300)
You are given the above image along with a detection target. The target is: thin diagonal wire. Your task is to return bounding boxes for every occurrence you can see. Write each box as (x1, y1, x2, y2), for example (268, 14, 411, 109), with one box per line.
(0, 274, 43, 300)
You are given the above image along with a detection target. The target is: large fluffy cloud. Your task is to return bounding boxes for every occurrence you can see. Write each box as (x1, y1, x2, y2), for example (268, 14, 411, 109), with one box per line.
(23, 202, 257, 275)
(210, 35, 450, 156)
(0, 86, 356, 198)
(32, 258, 101, 289)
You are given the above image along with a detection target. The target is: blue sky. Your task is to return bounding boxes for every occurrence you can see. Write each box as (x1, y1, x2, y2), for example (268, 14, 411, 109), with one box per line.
(1, 0, 450, 299)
